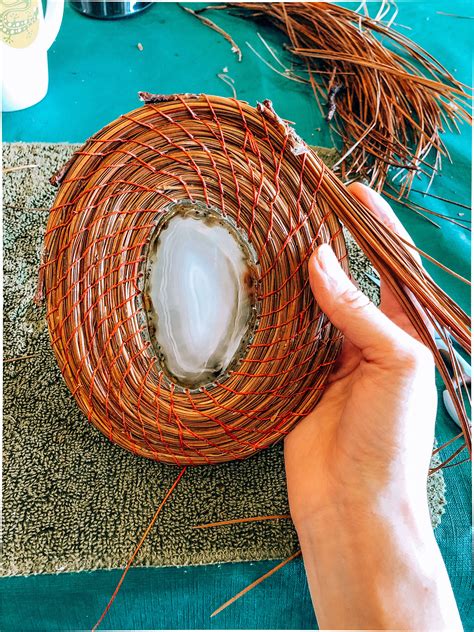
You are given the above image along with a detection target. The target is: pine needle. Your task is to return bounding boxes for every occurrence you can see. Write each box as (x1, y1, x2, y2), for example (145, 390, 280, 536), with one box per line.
(4, 164, 39, 173)
(211, 550, 301, 617)
(92, 467, 187, 630)
(3, 353, 40, 363)
(193, 514, 291, 529)
(180, 5, 242, 61)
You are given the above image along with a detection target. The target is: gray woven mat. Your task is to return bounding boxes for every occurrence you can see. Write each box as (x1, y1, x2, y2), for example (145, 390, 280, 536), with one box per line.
(2, 143, 446, 577)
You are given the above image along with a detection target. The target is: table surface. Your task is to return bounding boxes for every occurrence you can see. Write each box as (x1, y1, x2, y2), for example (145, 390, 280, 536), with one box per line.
(2, 1, 472, 630)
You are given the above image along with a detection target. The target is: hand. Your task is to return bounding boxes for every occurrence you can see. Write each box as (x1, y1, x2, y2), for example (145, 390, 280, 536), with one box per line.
(285, 182, 436, 526)
(284, 184, 462, 631)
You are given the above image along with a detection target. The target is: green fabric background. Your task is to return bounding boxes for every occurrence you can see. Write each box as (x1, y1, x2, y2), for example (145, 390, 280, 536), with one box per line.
(1, 1, 472, 630)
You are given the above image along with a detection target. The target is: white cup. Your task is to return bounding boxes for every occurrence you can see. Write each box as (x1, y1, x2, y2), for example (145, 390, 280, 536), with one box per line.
(1, 0, 64, 112)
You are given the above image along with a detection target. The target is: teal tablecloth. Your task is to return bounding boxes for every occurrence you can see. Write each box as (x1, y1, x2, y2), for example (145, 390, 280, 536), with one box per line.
(2, 1, 472, 629)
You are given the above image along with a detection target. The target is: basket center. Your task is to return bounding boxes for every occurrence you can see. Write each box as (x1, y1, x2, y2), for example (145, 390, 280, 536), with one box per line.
(145, 201, 258, 389)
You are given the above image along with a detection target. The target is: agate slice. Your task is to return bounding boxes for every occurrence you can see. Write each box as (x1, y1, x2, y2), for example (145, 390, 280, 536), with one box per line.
(145, 201, 258, 389)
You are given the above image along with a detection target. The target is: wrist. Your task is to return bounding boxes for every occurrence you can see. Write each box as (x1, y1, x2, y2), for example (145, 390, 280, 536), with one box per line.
(292, 488, 433, 541)
(295, 499, 459, 631)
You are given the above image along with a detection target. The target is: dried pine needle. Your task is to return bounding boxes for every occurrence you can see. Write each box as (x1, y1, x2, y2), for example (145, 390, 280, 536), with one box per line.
(193, 514, 290, 529)
(211, 550, 302, 617)
(93, 467, 187, 630)
(3, 353, 40, 363)
(41, 94, 347, 465)
(181, 4, 242, 61)
(4, 164, 39, 173)
(410, 189, 471, 211)
(436, 11, 474, 19)
(217, 72, 237, 98)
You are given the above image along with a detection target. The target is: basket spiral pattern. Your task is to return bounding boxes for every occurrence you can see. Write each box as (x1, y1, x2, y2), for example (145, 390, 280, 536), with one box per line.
(40, 94, 348, 465)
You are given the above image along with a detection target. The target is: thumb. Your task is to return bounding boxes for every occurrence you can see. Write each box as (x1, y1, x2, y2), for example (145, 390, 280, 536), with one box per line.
(309, 244, 415, 361)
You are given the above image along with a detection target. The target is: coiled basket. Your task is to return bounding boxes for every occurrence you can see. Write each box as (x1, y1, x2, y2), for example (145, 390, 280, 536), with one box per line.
(40, 93, 348, 465)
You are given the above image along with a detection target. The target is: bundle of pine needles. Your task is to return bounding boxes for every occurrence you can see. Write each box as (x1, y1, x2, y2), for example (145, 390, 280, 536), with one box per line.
(198, 1, 472, 197)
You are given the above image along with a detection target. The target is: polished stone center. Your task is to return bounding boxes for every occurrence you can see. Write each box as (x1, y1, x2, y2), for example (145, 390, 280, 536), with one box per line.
(146, 202, 257, 389)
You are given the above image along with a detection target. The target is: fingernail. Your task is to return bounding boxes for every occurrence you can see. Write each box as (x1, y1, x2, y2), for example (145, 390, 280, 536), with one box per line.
(357, 182, 384, 204)
(362, 185, 392, 220)
(316, 243, 339, 274)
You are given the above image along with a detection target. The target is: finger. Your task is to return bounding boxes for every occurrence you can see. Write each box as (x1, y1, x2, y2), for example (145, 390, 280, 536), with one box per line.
(348, 183, 410, 320)
(328, 337, 361, 383)
(309, 244, 417, 362)
(329, 274, 361, 380)
(348, 182, 421, 266)
(347, 183, 432, 336)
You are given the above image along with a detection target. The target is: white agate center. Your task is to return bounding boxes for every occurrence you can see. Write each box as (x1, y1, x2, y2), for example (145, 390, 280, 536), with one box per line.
(147, 205, 256, 388)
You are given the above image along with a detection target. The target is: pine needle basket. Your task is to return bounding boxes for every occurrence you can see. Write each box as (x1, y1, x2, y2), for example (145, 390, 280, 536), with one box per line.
(39, 93, 471, 467)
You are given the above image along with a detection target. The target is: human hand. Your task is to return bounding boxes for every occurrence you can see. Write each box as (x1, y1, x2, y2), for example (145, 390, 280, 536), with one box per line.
(284, 183, 463, 630)
(285, 182, 436, 528)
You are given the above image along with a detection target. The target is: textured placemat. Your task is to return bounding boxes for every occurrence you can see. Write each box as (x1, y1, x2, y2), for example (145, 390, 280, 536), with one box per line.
(2, 143, 446, 577)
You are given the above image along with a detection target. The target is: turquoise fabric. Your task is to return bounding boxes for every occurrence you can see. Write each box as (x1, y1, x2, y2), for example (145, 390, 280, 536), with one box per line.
(1, 1, 472, 629)
(1, 562, 317, 630)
